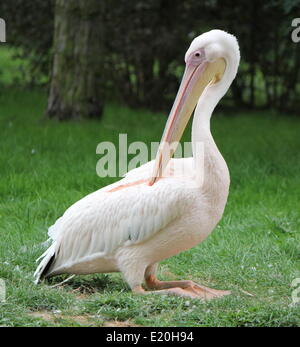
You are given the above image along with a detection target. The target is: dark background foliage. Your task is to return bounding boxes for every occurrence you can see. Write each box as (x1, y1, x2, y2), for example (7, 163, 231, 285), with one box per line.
(0, 0, 300, 114)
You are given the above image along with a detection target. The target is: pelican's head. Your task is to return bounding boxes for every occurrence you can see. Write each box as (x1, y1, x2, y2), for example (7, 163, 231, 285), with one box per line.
(150, 30, 240, 185)
(185, 29, 240, 69)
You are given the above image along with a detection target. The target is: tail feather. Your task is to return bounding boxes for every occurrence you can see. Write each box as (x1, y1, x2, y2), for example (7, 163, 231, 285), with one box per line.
(34, 242, 56, 284)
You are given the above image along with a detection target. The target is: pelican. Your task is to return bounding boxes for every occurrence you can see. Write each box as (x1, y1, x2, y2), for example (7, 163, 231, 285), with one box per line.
(34, 30, 240, 300)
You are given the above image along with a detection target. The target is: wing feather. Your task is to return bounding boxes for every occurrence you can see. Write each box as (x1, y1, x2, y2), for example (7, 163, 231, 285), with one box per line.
(36, 158, 194, 277)
(36, 159, 193, 281)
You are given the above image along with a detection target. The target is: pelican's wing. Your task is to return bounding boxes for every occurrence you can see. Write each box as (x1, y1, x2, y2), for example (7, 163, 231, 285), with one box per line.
(35, 171, 189, 280)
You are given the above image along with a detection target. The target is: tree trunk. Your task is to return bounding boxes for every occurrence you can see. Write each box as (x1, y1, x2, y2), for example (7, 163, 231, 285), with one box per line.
(47, 0, 105, 120)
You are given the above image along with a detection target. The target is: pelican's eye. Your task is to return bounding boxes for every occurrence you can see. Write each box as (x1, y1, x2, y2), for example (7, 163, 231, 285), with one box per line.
(186, 48, 205, 66)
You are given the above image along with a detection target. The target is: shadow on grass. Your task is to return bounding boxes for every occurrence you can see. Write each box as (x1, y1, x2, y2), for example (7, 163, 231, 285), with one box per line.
(45, 273, 129, 296)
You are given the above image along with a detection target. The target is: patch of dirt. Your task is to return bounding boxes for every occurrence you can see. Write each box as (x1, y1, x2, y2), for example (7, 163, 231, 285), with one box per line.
(67, 315, 91, 325)
(103, 320, 140, 327)
(27, 311, 92, 326)
(28, 311, 54, 323)
(27, 311, 140, 327)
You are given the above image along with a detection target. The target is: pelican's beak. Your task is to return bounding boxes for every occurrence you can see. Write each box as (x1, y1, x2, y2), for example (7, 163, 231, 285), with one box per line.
(149, 57, 226, 185)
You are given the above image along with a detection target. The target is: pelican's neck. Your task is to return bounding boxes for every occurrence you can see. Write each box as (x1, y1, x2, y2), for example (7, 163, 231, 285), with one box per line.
(191, 79, 226, 145)
(192, 51, 238, 140)
(191, 54, 238, 198)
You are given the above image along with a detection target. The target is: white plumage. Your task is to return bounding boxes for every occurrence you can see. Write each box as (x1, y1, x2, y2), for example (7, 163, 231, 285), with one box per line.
(34, 30, 240, 300)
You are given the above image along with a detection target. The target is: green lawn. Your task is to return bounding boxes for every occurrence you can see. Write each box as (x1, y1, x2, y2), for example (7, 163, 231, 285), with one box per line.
(0, 87, 299, 327)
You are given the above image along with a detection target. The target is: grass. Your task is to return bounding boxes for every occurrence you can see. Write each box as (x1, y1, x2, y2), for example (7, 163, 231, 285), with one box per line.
(0, 87, 299, 327)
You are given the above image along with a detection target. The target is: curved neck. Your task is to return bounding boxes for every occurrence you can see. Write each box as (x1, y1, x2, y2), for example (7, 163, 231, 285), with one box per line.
(191, 53, 238, 189)
(192, 52, 238, 137)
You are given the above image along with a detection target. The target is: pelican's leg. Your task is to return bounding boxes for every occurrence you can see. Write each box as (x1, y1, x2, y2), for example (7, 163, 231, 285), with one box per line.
(143, 264, 230, 300)
(132, 284, 203, 299)
(123, 263, 207, 299)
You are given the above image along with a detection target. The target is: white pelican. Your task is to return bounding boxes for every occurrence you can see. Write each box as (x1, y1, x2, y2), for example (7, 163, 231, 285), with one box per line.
(34, 30, 240, 300)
